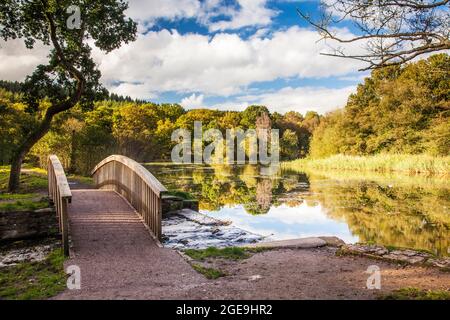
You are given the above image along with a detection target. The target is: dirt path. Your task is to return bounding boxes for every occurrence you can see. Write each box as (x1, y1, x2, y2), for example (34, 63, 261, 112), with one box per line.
(54, 189, 449, 300)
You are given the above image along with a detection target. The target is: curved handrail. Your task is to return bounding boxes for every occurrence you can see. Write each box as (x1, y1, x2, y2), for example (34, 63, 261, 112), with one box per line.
(92, 155, 167, 195)
(91, 155, 167, 240)
(48, 155, 72, 256)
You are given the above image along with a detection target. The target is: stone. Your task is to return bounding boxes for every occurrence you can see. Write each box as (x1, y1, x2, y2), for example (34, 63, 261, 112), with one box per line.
(162, 211, 263, 249)
(384, 253, 426, 264)
(0, 208, 58, 241)
(343, 244, 388, 256)
(319, 236, 346, 247)
(244, 237, 327, 249)
(248, 275, 262, 281)
(0, 242, 58, 268)
(428, 258, 450, 269)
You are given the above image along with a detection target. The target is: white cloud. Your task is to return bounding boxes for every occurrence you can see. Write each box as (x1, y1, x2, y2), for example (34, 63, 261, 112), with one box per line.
(126, 0, 277, 32)
(96, 26, 365, 98)
(112, 82, 157, 100)
(232, 85, 357, 114)
(0, 39, 49, 81)
(206, 0, 278, 31)
(181, 93, 205, 109)
(126, 0, 200, 23)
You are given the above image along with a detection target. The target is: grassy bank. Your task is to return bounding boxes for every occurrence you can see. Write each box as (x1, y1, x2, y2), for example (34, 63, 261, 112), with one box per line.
(282, 154, 450, 175)
(0, 249, 67, 300)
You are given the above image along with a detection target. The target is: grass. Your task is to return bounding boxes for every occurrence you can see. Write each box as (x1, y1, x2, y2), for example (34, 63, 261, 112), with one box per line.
(282, 154, 450, 175)
(0, 166, 48, 194)
(0, 166, 53, 212)
(0, 249, 67, 300)
(0, 198, 50, 212)
(380, 287, 450, 300)
(191, 264, 226, 279)
(185, 247, 273, 280)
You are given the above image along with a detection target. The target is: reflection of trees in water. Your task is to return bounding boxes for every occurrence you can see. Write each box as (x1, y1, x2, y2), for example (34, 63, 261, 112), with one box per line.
(307, 179, 450, 256)
(148, 164, 307, 215)
(256, 179, 272, 212)
(148, 164, 448, 255)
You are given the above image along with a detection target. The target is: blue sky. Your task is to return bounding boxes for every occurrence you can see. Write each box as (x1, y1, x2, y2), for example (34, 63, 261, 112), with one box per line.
(0, 0, 370, 114)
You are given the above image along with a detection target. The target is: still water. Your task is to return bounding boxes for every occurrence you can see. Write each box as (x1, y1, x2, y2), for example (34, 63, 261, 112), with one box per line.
(145, 163, 449, 256)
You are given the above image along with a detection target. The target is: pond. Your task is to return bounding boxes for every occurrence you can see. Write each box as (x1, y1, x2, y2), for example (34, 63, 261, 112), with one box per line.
(145, 163, 450, 256)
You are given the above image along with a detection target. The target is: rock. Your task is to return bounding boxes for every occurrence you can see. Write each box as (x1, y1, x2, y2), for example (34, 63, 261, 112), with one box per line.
(384, 253, 426, 264)
(0, 208, 58, 241)
(244, 237, 327, 249)
(0, 243, 58, 268)
(319, 236, 345, 247)
(162, 212, 263, 249)
(427, 258, 450, 269)
(342, 244, 443, 267)
(343, 244, 389, 256)
(248, 275, 262, 281)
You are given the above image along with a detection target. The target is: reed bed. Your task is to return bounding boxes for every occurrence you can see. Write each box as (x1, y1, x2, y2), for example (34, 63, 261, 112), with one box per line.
(282, 154, 450, 175)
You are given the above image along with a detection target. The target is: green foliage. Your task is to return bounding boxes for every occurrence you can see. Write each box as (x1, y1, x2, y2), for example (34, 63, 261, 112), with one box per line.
(380, 288, 450, 300)
(184, 247, 251, 260)
(0, 249, 67, 300)
(167, 190, 195, 200)
(240, 105, 270, 129)
(0, 92, 323, 174)
(191, 264, 226, 279)
(1, 0, 138, 192)
(310, 54, 450, 158)
(280, 129, 300, 160)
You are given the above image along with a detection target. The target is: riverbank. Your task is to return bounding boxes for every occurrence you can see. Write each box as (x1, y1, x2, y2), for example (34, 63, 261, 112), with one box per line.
(282, 154, 450, 175)
(55, 242, 450, 300)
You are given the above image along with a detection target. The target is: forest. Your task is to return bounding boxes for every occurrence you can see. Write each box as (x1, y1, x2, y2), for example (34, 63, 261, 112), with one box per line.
(310, 54, 449, 158)
(1, 54, 448, 176)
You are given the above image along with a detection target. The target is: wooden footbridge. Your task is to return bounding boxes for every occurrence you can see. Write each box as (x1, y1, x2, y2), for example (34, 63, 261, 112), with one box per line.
(48, 154, 168, 256)
(48, 155, 209, 299)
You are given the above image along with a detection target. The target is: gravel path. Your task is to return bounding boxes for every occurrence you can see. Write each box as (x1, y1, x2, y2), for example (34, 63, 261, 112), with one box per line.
(54, 189, 450, 300)
(55, 190, 205, 300)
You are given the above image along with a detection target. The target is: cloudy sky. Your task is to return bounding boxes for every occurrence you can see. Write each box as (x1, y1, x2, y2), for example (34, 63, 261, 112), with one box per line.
(0, 0, 370, 114)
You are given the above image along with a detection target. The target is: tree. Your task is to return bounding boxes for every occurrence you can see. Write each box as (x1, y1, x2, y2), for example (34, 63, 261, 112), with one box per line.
(240, 105, 270, 129)
(298, 0, 450, 70)
(1, 0, 137, 192)
(309, 54, 450, 157)
(280, 129, 300, 160)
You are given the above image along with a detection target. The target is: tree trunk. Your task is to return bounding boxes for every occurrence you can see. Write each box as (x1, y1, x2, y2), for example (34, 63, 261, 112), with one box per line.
(7, 153, 25, 193)
(7, 117, 52, 193)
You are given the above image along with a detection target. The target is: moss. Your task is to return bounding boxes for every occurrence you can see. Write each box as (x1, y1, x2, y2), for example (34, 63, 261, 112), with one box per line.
(184, 246, 251, 260)
(191, 264, 226, 279)
(380, 287, 450, 300)
(0, 249, 67, 300)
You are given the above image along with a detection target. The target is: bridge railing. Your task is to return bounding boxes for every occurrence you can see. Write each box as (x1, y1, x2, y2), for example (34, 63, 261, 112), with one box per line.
(48, 155, 72, 256)
(92, 155, 167, 240)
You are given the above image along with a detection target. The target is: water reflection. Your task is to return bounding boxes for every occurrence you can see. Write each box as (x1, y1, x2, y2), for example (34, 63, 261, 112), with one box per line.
(145, 163, 450, 256)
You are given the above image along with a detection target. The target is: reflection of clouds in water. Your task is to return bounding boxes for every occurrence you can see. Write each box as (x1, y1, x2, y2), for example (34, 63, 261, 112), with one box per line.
(201, 202, 359, 244)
